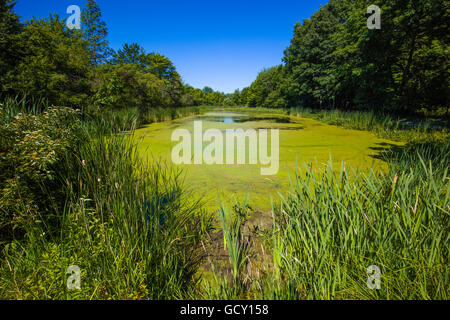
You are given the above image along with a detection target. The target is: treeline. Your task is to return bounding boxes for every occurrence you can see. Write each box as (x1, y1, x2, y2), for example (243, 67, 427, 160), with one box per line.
(0, 0, 229, 113)
(237, 0, 449, 115)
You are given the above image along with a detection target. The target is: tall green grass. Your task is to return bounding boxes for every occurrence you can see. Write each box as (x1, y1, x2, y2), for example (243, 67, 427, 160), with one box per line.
(218, 196, 250, 282)
(141, 106, 201, 125)
(288, 107, 448, 143)
(0, 95, 48, 122)
(2, 98, 448, 300)
(82, 105, 201, 134)
(228, 106, 448, 143)
(266, 144, 449, 299)
(203, 107, 449, 300)
(204, 197, 252, 299)
(0, 100, 210, 299)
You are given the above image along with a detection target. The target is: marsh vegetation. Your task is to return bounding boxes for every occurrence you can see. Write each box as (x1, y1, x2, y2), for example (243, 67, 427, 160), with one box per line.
(0, 0, 448, 300)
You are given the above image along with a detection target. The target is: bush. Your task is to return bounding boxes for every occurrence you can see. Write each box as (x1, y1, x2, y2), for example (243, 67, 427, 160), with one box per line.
(0, 98, 211, 299)
(0, 102, 82, 240)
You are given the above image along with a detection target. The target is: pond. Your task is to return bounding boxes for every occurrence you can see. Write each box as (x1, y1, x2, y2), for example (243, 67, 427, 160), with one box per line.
(201, 111, 293, 124)
(133, 109, 402, 211)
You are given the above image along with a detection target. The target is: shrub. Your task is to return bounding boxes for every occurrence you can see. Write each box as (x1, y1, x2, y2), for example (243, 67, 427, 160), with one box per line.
(0, 103, 82, 240)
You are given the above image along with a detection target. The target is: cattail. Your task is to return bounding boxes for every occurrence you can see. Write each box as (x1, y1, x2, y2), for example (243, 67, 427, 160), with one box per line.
(393, 174, 398, 189)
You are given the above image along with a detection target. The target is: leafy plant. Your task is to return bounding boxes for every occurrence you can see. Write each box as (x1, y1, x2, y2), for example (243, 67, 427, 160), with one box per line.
(218, 196, 251, 282)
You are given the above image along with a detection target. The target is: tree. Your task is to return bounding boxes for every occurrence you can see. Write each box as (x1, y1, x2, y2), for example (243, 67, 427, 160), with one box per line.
(94, 64, 169, 112)
(247, 65, 286, 108)
(245, 0, 449, 113)
(112, 44, 181, 80)
(3, 15, 92, 108)
(0, 0, 22, 93)
(81, 0, 110, 66)
(240, 87, 250, 106)
(340, 0, 449, 112)
(145, 52, 179, 81)
(112, 43, 146, 66)
(231, 89, 241, 106)
(202, 86, 213, 94)
(110, 42, 187, 107)
(283, 0, 351, 109)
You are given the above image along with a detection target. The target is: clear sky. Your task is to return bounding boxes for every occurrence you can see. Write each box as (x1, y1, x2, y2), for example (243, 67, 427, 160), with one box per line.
(14, 0, 327, 93)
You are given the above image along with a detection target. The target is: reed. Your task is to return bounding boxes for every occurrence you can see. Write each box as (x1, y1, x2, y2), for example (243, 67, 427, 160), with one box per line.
(267, 144, 449, 299)
(0, 99, 210, 299)
(218, 196, 250, 282)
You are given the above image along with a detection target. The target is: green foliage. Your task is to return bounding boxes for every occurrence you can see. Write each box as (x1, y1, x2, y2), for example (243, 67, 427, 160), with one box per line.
(288, 106, 449, 143)
(112, 43, 180, 81)
(112, 42, 146, 66)
(108, 43, 189, 108)
(0, 98, 83, 240)
(218, 196, 250, 282)
(243, 0, 449, 114)
(246, 65, 286, 108)
(0, 1, 218, 114)
(0, 100, 211, 299)
(94, 63, 170, 110)
(1, 0, 448, 301)
(141, 106, 201, 124)
(0, 0, 22, 91)
(184, 85, 226, 106)
(268, 146, 449, 299)
(2, 15, 92, 108)
(81, 0, 110, 66)
(83, 105, 140, 133)
(145, 52, 179, 82)
(346, 0, 450, 112)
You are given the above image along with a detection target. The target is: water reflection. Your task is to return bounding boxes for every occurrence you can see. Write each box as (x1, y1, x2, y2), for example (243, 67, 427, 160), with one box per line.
(223, 117, 235, 123)
(203, 115, 293, 124)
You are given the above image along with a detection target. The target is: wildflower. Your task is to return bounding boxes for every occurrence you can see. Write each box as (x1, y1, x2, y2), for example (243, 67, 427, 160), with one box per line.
(81, 160, 86, 167)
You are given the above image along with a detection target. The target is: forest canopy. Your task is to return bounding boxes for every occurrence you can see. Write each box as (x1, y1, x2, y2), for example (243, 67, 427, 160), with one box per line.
(0, 0, 228, 111)
(1, 0, 448, 115)
(240, 0, 449, 115)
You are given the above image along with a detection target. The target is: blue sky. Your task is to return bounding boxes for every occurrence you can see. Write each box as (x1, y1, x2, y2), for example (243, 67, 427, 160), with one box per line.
(14, 0, 327, 93)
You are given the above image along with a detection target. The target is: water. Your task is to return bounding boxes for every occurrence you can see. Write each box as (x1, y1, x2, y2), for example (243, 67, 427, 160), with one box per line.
(223, 117, 235, 123)
(134, 109, 400, 210)
(198, 111, 293, 124)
